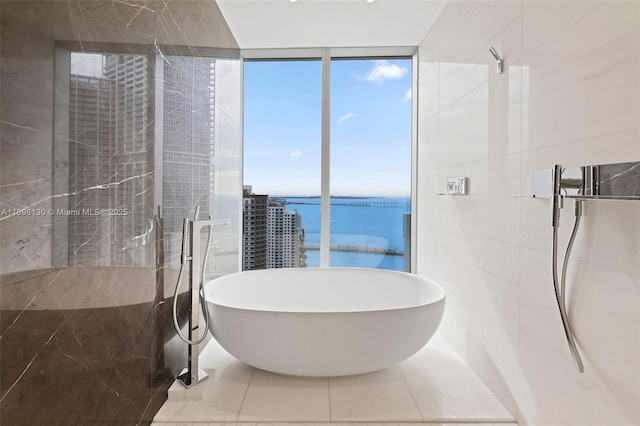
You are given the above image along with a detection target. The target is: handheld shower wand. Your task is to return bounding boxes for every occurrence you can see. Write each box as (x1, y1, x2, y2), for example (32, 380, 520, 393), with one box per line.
(551, 165, 584, 373)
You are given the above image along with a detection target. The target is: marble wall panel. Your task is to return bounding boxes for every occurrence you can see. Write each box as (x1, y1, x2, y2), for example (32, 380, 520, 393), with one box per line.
(0, 266, 187, 426)
(0, 1, 240, 425)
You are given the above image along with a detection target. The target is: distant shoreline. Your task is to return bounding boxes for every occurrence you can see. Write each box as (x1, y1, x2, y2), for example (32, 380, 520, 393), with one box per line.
(272, 195, 410, 199)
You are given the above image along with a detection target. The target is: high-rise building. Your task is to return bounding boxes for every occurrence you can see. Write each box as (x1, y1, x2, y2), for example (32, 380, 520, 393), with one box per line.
(104, 55, 150, 266)
(267, 200, 303, 269)
(242, 186, 268, 270)
(68, 54, 216, 267)
(242, 188, 303, 270)
(68, 73, 115, 265)
(162, 56, 217, 265)
(68, 54, 150, 266)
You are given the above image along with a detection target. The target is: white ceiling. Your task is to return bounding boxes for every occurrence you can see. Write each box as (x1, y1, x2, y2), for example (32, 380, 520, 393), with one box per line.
(216, 0, 447, 49)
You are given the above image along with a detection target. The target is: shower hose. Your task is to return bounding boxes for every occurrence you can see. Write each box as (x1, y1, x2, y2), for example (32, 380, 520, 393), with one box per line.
(172, 216, 214, 346)
(552, 199, 585, 373)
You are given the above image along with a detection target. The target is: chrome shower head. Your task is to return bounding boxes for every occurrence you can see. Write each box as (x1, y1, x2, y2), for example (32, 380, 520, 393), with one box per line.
(489, 47, 503, 75)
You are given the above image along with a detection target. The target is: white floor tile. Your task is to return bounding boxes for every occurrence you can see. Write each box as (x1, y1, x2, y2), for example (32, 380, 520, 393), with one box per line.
(153, 423, 518, 426)
(153, 334, 515, 425)
(329, 365, 423, 421)
(153, 360, 253, 422)
(400, 336, 513, 422)
(151, 422, 519, 425)
(221, 423, 256, 426)
(237, 369, 331, 421)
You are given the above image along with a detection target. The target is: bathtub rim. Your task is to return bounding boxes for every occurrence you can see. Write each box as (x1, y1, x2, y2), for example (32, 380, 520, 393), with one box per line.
(205, 267, 446, 314)
(207, 294, 446, 316)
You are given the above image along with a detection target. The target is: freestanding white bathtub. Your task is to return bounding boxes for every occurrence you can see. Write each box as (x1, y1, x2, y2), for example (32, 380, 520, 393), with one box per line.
(206, 267, 445, 377)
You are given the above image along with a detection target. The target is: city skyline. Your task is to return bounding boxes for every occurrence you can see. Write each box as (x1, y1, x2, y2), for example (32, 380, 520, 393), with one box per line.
(244, 59, 412, 197)
(69, 52, 219, 268)
(242, 186, 304, 271)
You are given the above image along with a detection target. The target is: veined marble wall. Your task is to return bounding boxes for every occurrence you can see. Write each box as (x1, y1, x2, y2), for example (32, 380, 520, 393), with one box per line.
(1, 6, 55, 272)
(0, 2, 240, 425)
(416, 1, 640, 425)
(0, 267, 162, 424)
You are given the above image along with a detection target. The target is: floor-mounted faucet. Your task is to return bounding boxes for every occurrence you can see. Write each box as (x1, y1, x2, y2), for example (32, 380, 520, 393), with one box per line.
(171, 206, 229, 388)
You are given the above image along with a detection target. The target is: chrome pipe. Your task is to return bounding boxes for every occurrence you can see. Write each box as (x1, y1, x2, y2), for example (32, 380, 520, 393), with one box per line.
(551, 164, 585, 373)
(561, 200, 582, 300)
(552, 227, 585, 373)
(489, 46, 504, 75)
(551, 165, 563, 227)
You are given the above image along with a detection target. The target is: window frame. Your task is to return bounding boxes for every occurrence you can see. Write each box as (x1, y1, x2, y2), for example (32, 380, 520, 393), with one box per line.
(241, 47, 418, 271)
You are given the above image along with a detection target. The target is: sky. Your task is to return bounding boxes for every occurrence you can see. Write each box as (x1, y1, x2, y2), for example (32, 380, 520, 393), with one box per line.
(71, 52, 105, 77)
(243, 58, 412, 197)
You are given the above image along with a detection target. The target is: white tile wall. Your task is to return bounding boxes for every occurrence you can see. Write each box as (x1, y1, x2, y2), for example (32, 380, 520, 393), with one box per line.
(416, 1, 640, 425)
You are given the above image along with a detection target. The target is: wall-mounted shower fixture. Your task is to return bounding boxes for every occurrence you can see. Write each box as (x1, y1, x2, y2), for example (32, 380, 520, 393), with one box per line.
(172, 206, 229, 388)
(489, 47, 503, 75)
(530, 161, 640, 200)
(526, 161, 640, 373)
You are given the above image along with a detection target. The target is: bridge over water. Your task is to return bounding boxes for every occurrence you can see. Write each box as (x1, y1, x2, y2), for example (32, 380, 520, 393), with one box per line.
(283, 200, 409, 209)
(303, 244, 404, 256)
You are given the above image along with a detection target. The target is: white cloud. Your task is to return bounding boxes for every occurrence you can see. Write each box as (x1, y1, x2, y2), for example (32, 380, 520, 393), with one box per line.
(363, 60, 408, 84)
(400, 146, 409, 152)
(338, 112, 356, 124)
(403, 88, 412, 103)
(288, 149, 303, 158)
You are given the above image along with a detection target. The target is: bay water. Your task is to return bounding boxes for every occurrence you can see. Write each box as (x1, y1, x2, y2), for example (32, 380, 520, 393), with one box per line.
(279, 196, 411, 271)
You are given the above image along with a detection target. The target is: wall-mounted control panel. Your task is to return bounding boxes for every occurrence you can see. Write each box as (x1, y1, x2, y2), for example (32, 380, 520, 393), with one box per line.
(447, 177, 468, 195)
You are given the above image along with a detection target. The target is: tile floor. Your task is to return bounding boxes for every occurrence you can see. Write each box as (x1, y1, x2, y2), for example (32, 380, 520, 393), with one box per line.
(152, 335, 516, 425)
(152, 424, 516, 426)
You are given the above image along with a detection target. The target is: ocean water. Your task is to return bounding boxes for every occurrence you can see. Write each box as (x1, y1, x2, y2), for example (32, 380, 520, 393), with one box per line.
(280, 196, 411, 271)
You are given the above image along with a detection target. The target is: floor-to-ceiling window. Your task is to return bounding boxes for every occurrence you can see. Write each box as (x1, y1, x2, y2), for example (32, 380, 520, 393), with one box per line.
(330, 58, 412, 270)
(242, 50, 414, 272)
(243, 60, 322, 269)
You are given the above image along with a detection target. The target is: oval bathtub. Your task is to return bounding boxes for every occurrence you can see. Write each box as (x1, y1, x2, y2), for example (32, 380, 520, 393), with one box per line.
(206, 267, 445, 377)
